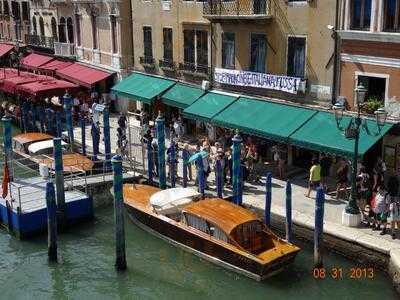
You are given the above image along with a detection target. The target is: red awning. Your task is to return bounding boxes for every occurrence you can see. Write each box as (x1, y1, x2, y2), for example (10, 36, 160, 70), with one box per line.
(55, 63, 113, 88)
(2, 73, 52, 93)
(17, 79, 78, 97)
(0, 44, 14, 57)
(39, 59, 74, 72)
(0, 68, 20, 85)
(21, 53, 55, 70)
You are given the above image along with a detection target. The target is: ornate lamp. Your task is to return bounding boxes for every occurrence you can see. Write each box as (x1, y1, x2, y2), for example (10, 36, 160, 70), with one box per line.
(333, 102, 345, 125)
(375, 107, 388, 131)
(355, 83, 367, 106)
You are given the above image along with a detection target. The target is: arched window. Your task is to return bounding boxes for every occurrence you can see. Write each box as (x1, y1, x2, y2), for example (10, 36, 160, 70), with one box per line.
(67, 17, 74, 43)
(91, 14, 97, 49)
(39, 17, 45, 36)
(51, 17, 57, 41)
(58, 17, 66, 43)
(32, 16, 37, 35)
(110, 15, 117, 54)
(75, 14, 81, 46)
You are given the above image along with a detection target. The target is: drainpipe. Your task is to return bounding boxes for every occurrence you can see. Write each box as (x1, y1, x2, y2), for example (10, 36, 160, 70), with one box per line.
(332, 0, 341, 105)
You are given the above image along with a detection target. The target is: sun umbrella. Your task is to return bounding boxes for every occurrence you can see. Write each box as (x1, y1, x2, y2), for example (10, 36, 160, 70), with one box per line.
(187, 151, 208, 164)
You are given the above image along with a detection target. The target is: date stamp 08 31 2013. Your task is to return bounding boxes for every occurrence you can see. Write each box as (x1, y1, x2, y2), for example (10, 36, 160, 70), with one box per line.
(313, 267, 375, 280)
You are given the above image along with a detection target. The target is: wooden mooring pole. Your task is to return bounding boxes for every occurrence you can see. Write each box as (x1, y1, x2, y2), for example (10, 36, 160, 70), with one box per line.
(314, 187, 325, 267)
(53, 138, 66, 224)
(265, 172, 272, 227)
(80, 116, 86, 156)
(46, 181, 58, 262)
(156, 112, 166, 190)
(285, 181, 292, 243)
(169, 139, 176, 188)
(232, 131, 243, 205)
(112, 155, 127, 270)
(182, 148, 189, 188)
(216, 159, 223, 198)
(147, 138, 153, 185)
(196, 156, 205, 198)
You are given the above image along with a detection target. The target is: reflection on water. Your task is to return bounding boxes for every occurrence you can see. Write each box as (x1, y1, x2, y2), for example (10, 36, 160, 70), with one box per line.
(0, 208, 397, 300)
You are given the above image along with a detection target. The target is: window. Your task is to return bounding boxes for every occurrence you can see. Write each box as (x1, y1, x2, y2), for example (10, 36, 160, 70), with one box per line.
(58, 17, 66, 43)
(21, 2, 28, 21)
(250, 34, 266, 73)
(183, 30, 195, 64)
(287, 36, 306, 78)
(384, 0, 400, 31)
(32, 16, 37, 35)
(350, 0, 371, 30)
(3, 1, 9, 15)
(222, 32, 235, 69)
(196, 30, 208, 67)
(67, 17, 74, 43)
(11, 1, 20, 20)
(75, 14, 81, 46)
(357, 75, 386, 102)
(163, 28, 173, 61)
(110, 15, 117, 54)
(143, 26, 153, 58)
(51, 17, 57, 41)
(39, 17, 44, 36)
(91, 14, 97, 49)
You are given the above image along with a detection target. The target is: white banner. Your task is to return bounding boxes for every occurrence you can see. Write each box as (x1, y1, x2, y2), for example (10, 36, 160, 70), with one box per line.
(214, 68, 302, 94)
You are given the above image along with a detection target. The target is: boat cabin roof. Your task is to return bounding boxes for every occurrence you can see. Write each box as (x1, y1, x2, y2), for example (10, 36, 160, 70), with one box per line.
(182, 199, 259, 235)
(28, 139, 67, 154)
(13, 133, 53, 145)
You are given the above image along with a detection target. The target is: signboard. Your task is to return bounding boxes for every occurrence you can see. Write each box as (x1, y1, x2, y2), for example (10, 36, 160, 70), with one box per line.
(214, 68, 302, 94)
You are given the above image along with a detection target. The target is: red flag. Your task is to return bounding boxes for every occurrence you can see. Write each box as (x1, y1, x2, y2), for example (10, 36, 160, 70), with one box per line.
(2, 161, 10, 199)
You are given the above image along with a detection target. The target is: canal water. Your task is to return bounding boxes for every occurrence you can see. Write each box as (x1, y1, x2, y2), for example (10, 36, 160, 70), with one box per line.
(0, 124, 398, 299)
(0, 208, 397, 300)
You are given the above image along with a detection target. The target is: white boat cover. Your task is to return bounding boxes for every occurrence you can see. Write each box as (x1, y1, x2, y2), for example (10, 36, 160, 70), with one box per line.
(150, 187, 200, 209)
(28, 139, 67, 154)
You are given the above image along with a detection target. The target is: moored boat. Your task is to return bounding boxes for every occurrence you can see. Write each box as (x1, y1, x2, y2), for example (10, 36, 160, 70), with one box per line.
(123, 184, 300, 280)
(12, 132, 94, 173)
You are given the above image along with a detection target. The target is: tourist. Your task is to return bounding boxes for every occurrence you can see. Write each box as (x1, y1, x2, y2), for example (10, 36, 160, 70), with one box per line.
(320, 153, 331, 191)
(357, 166, 371, 222)
(226, 148, 233, 186)
(201, 144, 211, 188)
(373, 157, 387, 192)
(388, 176, 400, 239)
(336, 159, 349, 200)
(214, 147, 225, 185)
(182, 143, 192, 182)
(372, 185, 389, 235)
(306, 158, 321, 198)
(173, 117, 183, 141)
(151, 134, 159, 177)
(273, 145, 284, 179)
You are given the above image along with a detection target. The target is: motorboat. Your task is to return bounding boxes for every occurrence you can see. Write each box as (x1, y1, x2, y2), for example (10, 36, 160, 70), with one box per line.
(123, 184, 300, 280)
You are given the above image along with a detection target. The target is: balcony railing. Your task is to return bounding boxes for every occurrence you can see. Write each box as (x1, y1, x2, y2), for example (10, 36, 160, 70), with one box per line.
(203, 0, 271, 19)
(179, 62, 211, 77)
(54, 42, 75, 57)
(25, 34, 54, 49)
(139, 56, 155, 66)
(159, 59, 176, 71)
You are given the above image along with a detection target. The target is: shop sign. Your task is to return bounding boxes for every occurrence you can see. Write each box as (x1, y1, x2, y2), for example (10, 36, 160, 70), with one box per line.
(214, 68, 302, 94)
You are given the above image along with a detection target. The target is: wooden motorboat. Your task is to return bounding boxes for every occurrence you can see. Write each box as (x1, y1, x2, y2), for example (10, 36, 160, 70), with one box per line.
(12, 132, 94, 173)
(123, 184, 300, 280)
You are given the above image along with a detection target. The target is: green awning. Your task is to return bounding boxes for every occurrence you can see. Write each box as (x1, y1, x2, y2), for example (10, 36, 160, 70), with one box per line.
(161, 83, 205, 109)
(212, 97, 317, 142)
(289, 111, 393, 158)
(111, 73, 176, 104)
(183, 92, 237, 122)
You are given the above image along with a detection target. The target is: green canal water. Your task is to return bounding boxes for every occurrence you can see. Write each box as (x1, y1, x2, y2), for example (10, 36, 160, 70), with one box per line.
(0, 124, 398, 299)
(0, 208, 397, 300)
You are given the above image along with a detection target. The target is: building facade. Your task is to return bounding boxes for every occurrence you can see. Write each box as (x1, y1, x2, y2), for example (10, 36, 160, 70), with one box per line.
(131, 0, 337, 104)
(0, 0, 30, 43)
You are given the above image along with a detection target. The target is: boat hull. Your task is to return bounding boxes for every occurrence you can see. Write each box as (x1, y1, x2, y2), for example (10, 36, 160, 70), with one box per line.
(125, 204, 297, 280)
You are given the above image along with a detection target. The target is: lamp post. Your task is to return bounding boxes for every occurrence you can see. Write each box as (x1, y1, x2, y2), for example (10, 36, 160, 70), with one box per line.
(10, 39, 23, 76)
(334, 84, 388, 227)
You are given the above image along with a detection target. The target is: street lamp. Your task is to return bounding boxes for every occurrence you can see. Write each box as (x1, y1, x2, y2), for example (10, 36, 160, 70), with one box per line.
(334, 83, 388, 227)
(10, 39, 23, 76)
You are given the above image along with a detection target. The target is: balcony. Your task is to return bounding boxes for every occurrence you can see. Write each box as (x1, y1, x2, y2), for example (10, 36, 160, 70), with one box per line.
(179, 62, 210, 78)
(159, 59, 176, 72)
(54, 42, 75, 57)
(25, 34, 54, 49)
(139, 56, 156, 68)
(203, 0, 272, 21)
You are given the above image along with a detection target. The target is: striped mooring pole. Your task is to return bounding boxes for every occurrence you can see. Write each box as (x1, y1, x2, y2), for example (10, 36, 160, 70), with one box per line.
(169, 140, 176, 188)
(80, 116, 86, 156)
(265, 172, 272, 227)
(103, 107, 112, 170)
(285, 181, 293, 243)
(53, 138, 66, 223)
(314, 186, 325, 267)
(216, 159, 223, 198)
(55, 111, 62, 138)
(232, 131, 243, 205)
(156, 112, 166, 190)
(22, 102, 29, 132)
(2, 117, 13, 181)
(63, 93, 74, 148)
(45, 181, 58, 262)
(45, 108, 53, 134)
(196, 155, 205, 198)
(30, 103, 37, 131)
(112, 155, 127, 271)
(38, 106, 45, 133)
(91, 122, 99, 161)
(182, 148, 189, 188)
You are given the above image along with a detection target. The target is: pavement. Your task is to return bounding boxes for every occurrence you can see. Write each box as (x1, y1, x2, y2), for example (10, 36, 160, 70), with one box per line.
(68, 114, 400, 257)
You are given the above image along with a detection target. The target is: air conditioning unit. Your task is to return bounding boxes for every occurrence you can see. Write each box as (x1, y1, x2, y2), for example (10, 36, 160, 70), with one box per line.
(202, 80, 210, 91)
